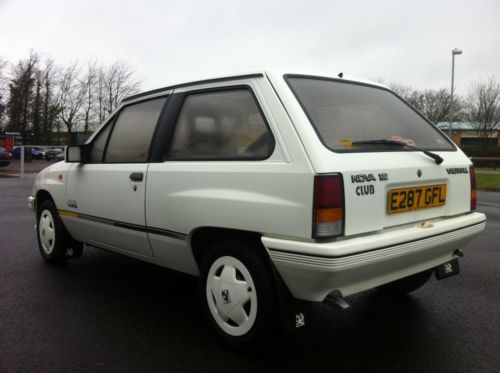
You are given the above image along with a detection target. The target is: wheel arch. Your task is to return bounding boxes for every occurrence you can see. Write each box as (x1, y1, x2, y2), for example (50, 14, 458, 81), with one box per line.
(35, 189, 55, 214)
(189, 227, 270, 269)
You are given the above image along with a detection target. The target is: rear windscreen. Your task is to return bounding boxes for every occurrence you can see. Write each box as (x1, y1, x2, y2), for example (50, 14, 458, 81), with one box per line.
(286, 76, 455, 152)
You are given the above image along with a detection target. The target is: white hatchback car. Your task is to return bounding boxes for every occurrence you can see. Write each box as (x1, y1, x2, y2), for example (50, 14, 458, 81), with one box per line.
(29, 70, 486, 348)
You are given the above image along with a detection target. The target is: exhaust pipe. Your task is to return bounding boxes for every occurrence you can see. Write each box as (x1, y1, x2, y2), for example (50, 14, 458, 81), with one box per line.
(324, 290, 350, 309)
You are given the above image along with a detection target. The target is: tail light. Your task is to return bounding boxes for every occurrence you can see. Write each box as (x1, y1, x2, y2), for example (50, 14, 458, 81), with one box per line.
(470, 166, 476, 210)
(313, 174, 344, 238)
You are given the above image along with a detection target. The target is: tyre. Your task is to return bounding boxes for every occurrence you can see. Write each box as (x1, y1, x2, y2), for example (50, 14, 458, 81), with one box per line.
(200, 240, 279, 350)
(37, 199, 81, 264)
(377, 269, 433, 295)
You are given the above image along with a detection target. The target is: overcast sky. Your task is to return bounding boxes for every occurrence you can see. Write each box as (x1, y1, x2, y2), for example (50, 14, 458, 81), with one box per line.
(1, 0, 499, 95)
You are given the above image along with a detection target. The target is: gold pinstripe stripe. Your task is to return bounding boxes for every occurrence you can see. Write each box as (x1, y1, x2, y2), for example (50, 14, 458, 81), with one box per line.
(59, 210, 78, 218)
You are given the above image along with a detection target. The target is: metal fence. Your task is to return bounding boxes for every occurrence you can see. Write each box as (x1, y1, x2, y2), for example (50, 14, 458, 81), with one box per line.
(15, 145, 65, 178)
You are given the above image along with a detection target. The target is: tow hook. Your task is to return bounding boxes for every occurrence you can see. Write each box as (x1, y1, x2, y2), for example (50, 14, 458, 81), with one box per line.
(454, 249, 464, 258)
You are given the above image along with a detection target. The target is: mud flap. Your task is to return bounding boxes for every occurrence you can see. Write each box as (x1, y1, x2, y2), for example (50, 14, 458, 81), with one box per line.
(270, 265, 312, 334)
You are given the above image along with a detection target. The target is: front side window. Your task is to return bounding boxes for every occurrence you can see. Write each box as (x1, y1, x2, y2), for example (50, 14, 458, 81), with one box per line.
(104, 97, 166, 163)
(286, 76, 455, 152)
(168, 89, 274, 160)
(88, 120, 113, 163)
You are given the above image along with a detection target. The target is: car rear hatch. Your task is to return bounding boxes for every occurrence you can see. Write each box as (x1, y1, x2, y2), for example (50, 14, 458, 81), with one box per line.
(284, 74, 474, 237)
(327, 151, 472, 236)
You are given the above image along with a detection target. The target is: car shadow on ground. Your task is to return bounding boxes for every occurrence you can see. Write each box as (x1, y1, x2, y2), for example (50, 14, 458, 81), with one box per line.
(31, 245, 443, 372)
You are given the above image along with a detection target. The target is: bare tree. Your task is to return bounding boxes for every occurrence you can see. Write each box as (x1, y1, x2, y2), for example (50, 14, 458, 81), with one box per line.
(2, 53, 142, 143)
(386, 83, 422, 111)
(421, 89, 453, 124)
(0, 57, 8, 126)
(96, 66, 107, 125)
(40, 58, 61, 144)
(382, 80, 457, 124)
(6, 51, 39, 144)
(389, 82, 413, 99)
(100, 61, 140, 120)
(466, 77, 500, 146)
(58, 62, 86, 141)
(384, 82, 450, 123)
(32, 69, 43, 141)
(82, 61, 98, 133)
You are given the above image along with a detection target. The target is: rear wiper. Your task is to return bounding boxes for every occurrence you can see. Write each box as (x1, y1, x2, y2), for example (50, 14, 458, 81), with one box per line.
(352, 139, 443, 165)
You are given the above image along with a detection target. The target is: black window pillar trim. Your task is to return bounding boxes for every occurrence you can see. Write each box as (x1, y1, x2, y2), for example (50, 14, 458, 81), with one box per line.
(149, 92, 185, 163)
(146, 94, 173, 163)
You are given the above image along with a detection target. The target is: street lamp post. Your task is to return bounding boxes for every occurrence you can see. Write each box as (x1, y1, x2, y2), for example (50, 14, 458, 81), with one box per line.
(449, 48, 463, 138)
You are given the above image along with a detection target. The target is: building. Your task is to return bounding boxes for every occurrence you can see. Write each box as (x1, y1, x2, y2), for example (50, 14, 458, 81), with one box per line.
(436, 122, 500, 147)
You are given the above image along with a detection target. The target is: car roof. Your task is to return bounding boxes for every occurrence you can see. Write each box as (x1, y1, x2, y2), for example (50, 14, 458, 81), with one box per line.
(122, 69, 389, 103)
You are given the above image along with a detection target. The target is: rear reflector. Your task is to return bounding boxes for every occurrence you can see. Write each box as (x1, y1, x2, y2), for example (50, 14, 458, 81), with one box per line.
(313, 174, 344, 238)
(470, 166, 476, 210)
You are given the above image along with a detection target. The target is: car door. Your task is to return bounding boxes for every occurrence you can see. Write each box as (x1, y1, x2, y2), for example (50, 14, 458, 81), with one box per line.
(64, 95, 168, 257)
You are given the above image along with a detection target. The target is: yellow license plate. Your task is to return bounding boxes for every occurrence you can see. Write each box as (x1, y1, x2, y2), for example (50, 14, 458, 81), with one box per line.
(387, 184, 447, 215)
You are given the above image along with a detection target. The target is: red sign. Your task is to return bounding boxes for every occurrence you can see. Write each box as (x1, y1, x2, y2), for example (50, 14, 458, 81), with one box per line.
(5, 136, 14, 151)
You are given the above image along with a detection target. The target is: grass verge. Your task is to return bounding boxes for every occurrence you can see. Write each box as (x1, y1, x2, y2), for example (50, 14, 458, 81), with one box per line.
(477, 173, 500, 191)
(477, 168, 499, 172)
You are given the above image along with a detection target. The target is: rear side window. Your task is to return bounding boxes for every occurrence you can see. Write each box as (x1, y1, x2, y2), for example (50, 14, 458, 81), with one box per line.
(287, 77, 454, 151)
(168, 88, 274, 160)
(104, 97, 166, 163)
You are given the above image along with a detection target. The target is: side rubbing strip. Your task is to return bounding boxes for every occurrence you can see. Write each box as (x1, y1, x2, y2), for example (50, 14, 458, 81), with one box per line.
(58, 210, 187, 241)
(146, 227, 187, 241)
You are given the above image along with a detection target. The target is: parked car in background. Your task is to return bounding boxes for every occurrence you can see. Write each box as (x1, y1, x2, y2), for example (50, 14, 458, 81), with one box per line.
(45, 148, 65, 161)
(33, 147, 47, 159)
(0, 147, 12, 167)
(55, 151, 65, 161)
(11, 147, 45, 160)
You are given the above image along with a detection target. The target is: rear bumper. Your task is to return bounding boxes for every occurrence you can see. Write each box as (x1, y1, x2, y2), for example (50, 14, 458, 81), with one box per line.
(262, 212, 486, 301)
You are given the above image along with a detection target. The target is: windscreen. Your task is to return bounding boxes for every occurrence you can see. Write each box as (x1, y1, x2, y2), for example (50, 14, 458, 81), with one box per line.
(286, 76, 454, 151)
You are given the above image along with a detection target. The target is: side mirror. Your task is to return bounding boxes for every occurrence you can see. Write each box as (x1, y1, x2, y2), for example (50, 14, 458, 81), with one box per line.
(65, 145, 86, 163)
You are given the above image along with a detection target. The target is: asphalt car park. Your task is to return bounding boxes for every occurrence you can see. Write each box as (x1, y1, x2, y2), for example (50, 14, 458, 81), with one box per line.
(0, 177, 499, 372)
(0, 159, 52, 178)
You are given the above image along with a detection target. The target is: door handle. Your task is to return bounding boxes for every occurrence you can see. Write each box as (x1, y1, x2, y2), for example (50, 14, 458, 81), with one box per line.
(129, 172, 144, 182)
